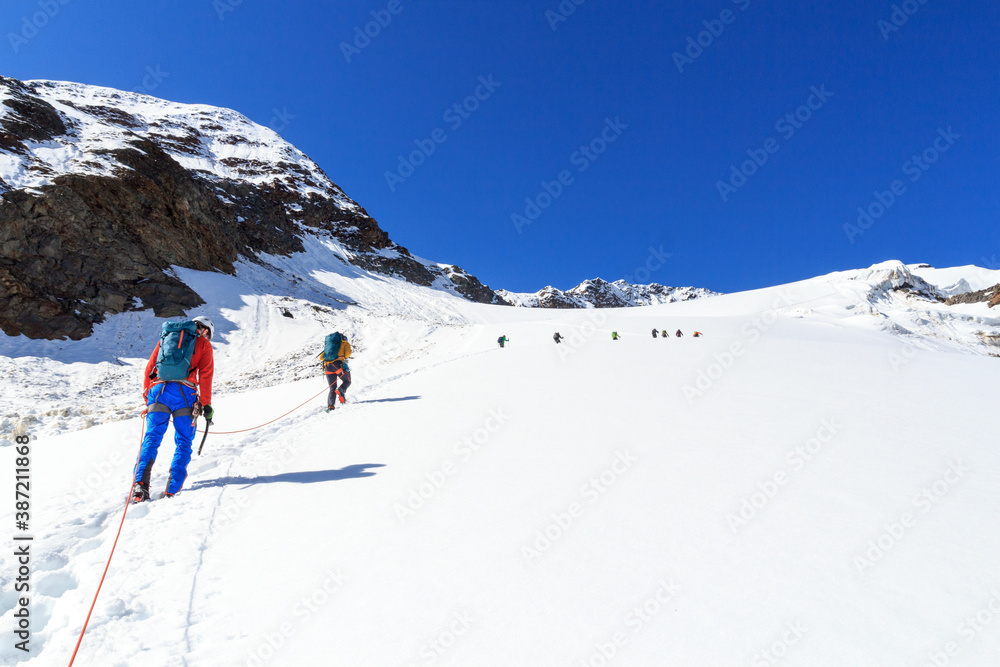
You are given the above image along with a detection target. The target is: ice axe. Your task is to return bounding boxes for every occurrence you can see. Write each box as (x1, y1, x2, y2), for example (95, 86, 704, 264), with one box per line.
(197, 419, 212, 456)
(192, 402, 213, 455)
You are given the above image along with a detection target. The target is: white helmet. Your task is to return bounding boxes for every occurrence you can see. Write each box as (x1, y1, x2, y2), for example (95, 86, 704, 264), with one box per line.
(192, 316, 215, 340)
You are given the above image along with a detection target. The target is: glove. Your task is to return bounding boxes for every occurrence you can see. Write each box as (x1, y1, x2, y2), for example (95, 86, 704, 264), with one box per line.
(203, 404, 214, 421)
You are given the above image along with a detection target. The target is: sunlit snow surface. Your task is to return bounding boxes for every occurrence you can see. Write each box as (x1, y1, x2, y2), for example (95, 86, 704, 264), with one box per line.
(0, 260, 998, 666)
(1, 79, 359, 209)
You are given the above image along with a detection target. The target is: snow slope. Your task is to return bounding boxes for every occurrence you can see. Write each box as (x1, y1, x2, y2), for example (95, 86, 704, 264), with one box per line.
(1, 261, 999, 666)
(2, 79, 357, 208)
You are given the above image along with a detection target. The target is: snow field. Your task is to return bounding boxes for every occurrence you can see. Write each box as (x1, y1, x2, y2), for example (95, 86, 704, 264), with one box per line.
(1, 262, 999, 665)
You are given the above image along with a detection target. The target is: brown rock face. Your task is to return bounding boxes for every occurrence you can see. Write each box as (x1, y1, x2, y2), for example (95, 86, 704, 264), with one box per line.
(2, 138, 321, 339)
(945, 284, 1000, 308)
(0, 77, 502, 339)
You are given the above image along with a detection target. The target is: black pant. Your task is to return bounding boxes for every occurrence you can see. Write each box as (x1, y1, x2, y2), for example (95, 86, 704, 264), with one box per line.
(325, 360, 349, 407)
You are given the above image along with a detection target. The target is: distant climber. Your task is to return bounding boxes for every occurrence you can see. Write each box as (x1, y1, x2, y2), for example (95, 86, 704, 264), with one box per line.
(661, 329, 668, 338)
(651, 328, 658, 338)
(132, 316, 215, 503)
(553, 332, 563, 344)
(498, 335, 509, 348)
(675, 329, 683, 338)
(693, 331, 703, 337)
(612, 331, 620, 340)
(320, 331, 353, 412)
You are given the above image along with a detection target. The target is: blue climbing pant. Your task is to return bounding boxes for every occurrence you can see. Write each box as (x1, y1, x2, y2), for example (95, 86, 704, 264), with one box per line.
(134, 382, 197, 495)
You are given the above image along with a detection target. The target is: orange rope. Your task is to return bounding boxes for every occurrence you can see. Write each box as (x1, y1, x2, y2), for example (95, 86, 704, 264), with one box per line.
(199, 385, 329, 435)
(68, 384, 329, 664)
(68, 416, 146, 666)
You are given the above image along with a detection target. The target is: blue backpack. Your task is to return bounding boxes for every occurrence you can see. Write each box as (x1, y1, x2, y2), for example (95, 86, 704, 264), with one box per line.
(156, 320, 199, 381)
(324, 332, 343, 361)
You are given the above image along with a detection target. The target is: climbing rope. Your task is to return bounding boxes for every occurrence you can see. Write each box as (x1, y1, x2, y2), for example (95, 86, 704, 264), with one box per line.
(68, 383, 329, 665)
(198, 384, 329, 435)
(67, 416, 146, 666)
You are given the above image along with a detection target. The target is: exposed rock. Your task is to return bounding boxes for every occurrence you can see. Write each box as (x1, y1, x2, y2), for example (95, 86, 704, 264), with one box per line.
(497, 278, 720, 309)
(946, 284, 1000, 308)
(0, 76, 502, 339)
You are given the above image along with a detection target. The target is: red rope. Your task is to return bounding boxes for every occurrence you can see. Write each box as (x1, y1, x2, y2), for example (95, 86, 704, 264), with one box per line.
(68, 384, 328, 664)
(199, 385, 329, 435)
(67, 416, 146, 666)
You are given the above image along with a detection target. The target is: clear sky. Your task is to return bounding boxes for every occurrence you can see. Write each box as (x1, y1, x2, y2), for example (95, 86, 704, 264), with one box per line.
(3, 0, 998, 293)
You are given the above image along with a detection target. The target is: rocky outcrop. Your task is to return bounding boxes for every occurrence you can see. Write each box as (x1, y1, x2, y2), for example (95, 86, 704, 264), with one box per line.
(497, 278, 720, 309)
(0, 135, 386, 339)
(945, 284, 1000, 308)
(0, 76, 501, 339)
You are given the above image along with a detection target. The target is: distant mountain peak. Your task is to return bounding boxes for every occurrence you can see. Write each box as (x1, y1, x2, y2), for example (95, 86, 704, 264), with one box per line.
(496, 278, 720, 308)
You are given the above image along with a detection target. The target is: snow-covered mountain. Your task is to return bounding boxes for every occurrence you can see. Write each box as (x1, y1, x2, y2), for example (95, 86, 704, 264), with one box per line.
(0, 76, 727, 343)
(497, 278, 719, 308)
(0, 75, 500, 340)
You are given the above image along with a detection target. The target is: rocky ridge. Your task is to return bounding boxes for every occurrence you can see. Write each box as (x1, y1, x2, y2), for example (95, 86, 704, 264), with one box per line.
(0, 76, 499, 340)
(496, 278, 720, 309)
(945, 284, 1000, 308)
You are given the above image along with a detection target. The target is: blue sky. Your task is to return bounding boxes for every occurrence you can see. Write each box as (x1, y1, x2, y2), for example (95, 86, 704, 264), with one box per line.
(3, 0, 998, 293)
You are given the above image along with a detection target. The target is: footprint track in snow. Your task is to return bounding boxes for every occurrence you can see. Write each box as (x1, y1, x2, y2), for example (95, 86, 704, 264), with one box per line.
(35, 570, 79, 598)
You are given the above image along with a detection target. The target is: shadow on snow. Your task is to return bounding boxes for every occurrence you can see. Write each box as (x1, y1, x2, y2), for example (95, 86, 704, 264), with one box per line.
(188, 463, 385, 490)
(352, 395, 421, 404)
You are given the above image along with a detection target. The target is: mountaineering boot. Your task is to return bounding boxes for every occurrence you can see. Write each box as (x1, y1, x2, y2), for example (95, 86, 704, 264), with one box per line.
(326, 406, 335, 413)
(163, 492, 175, 499)
(132, 482, 150, 503)
(337, 391, 345, 404)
